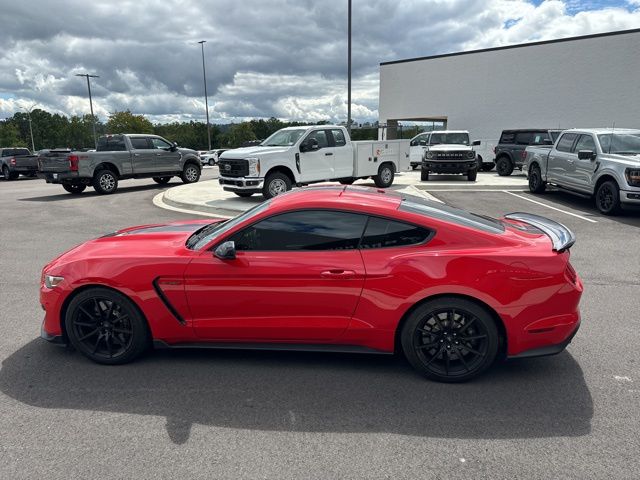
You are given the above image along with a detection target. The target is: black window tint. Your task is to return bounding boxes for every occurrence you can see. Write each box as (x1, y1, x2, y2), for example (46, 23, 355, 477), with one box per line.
(556, 133, 578, 152)
(500, 132, 515, 143)
(97, 136, 126, 151)
(515, 132, 534, 145)
(331, 129, 347, 147)
(230, 210, 367, 251)
(306, 130, 329, 148)
(361, 217, 430, 249)
(531, 133, 550, 145)
(574, 134, 596, 152)
(130, 137, 150, 149)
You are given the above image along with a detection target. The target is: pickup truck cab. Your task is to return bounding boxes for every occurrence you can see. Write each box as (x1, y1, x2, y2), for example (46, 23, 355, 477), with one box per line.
(38, 134, 201, 194)
(495, 129, 562, 176)
(419, 130, 479, 181)
(1, 148, 38, 180)
(217, 125, 410, 199)
(525, 128, 640, 215)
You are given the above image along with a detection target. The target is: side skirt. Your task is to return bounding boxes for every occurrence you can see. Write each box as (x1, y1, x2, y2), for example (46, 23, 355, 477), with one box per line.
(152, 340, 392, 355)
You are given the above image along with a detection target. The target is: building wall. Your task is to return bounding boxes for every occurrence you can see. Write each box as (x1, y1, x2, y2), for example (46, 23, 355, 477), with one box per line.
(379, 30, 640, 143)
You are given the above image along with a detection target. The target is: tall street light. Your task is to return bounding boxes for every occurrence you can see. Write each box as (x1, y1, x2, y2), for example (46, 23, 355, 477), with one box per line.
(20, 104, 37, 152)
(75, 73, 100, 148)
(198, 40, 212, 151)
(347, 0, 352, 135)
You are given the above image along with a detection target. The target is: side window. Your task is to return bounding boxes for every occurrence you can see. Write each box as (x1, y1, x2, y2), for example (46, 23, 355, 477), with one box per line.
(330, 129, 347, 147)
(230, 210, 367, 251)
(361, 217, 430, 249)
(152, 138, 172, 150)
(304, 130, 329, 149)
(499, 132, 515, 144)
(556, 133, 578, 152)
(573, 134, 596, 153)
(130, 137, 151, 149)
(531, 133, 550, 145)
(515, 132, 534, 145)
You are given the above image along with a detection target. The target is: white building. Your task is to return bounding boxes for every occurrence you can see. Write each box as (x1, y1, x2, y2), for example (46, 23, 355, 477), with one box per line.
(378, 28, 640, 154)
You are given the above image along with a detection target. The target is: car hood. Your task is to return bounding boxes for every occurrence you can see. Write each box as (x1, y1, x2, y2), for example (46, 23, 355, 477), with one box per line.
(178, 147, 198, 155)
(602, 153, 640, 165)
(220, 145, 292, 159)
(428, 144, 473, 151)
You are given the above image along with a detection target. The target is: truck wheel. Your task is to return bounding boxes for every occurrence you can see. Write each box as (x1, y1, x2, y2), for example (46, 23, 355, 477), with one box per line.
(262, 172, 292, 199)
(339, 178, 355, 185)
(467, 168, 477, 181)
(3, 166, 18, 181)
(208, 158, 215, 166)
(63, 184, 86, 194)
(481, 163, 495, 172)
(181, 163, 201, 184)
(420, 169, 429, 181)
(496, 157, 513, 176)
(373, 164, 395, 188)
(153, 176, 172, 184)
(234, 192, 253, 198)
(595, 180, 621, 215)
(92, 169, 118, 194)
(528, 165, 546, 193)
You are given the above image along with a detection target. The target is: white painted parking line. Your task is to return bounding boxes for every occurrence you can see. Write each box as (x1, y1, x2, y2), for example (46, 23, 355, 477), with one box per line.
(502, 191, 598, 223)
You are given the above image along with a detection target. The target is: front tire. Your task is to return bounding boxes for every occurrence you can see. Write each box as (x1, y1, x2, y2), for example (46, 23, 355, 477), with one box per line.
(92, 169, 118, 194)
(496, 156, 514, 176)
(180, 163, 201, 184)
(595, 180, 621, 215)
(400, 297, 499, 382)
(467, 168, 477, 181)
(420, 169, 429, 181)
(262, 172, 292, 199)
(208, 158, 215, 166)
(65, 287, 150, 365)
(528, 165, 546, 193)
(63, 183, 86, 194)
(153, 176, 171, 184)
(374, 163, 395, 188)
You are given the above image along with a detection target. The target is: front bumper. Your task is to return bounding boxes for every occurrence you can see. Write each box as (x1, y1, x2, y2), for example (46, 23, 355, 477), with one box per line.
(621, 189, 640, 205)
(422, 160, 476, 174)
(219, 175, 264, 193)
(41, 323, 67, 346)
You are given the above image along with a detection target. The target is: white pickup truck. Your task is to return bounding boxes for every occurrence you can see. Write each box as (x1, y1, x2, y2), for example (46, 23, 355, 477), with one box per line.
(217, 125, 410, 199)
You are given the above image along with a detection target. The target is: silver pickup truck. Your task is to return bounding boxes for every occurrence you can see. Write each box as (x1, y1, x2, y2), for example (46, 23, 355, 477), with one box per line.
(39, 134, 201, 194)
(524, 128, 640, 215)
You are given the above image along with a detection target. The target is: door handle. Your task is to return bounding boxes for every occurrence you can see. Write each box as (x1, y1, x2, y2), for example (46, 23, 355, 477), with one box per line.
(156, 153, 162, 156)
(325, 152, 333, 156)
(321, 269, 356, 279)
(133, 153, 140, 157)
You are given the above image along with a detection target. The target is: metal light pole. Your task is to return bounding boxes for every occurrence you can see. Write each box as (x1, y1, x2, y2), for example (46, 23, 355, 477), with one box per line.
(347, 0, 352, 135)
(198, 40, 212, 151)
(21, 104, 36, 152)
(75, 73, 99, 148)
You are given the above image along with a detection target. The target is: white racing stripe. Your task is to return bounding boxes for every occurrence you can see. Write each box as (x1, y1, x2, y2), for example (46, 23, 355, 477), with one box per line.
(502, 191, 597, 223)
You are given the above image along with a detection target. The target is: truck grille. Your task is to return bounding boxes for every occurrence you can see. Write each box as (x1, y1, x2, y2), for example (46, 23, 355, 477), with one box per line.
(432, 151, 471, 160)
(218, 158, 249, 177)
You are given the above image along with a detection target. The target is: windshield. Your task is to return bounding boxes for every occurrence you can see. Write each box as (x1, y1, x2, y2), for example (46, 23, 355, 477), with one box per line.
(597, 133, 640, 154)
(429, 133, 470, 146)
(187, 201, 271, 250)
(261, 129, 306, 147)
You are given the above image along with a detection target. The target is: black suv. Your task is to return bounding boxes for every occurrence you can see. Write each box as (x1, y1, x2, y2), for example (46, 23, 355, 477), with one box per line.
(494, 129, 562, 176)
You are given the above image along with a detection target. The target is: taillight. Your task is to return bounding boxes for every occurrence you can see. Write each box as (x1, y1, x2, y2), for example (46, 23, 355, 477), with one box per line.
(68, 155, 79, 171)
(521, 151, 527, 159)
(9, 157, 16, 166)
(565, 262, 578, 285)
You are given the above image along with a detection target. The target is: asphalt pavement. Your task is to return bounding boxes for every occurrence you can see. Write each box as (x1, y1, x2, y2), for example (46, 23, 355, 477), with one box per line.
(1, 169, 638, 479)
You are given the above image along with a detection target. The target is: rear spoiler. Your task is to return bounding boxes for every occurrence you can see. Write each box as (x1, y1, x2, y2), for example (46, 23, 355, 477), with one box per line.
(504, 212, 576, 252)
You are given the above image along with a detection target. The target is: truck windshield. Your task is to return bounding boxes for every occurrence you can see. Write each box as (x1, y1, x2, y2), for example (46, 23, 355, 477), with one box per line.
(429, 133, 470, 146)
(261, 129, 306, 147)
(597, 133, 640, 154)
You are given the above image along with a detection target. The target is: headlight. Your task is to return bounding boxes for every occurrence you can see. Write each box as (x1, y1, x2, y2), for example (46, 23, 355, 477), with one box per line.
(467, 151, 475, 159)
(425, 151, 434, 159)
(44, 275, 64, 289)
(246, 157, 260, 177)
(625, 169, 640, 187)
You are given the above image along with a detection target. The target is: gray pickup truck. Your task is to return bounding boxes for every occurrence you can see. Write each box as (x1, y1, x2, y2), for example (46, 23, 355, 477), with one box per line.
(1, 147, 38, 180)
(524, 128, 640, 215)
(39, 134, 201, 194)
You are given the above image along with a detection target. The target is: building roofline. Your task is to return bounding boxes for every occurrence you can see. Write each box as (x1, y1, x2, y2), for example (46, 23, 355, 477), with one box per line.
(380, 28, 640, 66)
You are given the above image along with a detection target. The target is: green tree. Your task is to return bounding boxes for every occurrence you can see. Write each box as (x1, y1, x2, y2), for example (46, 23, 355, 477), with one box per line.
(222, 122, 257, 148)
(106, 110, 154, 134)
(0, 121, 26, 147)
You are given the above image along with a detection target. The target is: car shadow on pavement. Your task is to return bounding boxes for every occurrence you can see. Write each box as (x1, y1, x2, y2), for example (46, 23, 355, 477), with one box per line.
(0, 340, 592, 445)
(17, 182, 176, 202)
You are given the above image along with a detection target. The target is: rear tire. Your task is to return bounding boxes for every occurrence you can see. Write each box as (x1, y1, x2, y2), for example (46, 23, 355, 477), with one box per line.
(373, 163, 395, 188)
(400, 297, 499, 382)
(208, 158, 215, 166)
(63, 184, 86, 194)
(496, 156, 513, 176)
(153, 176, 171, 184)
(420, 169, 429, 181)
(262, 172, 292, 199)
(3, 165, 18, 181)
(180, 163, 201, 184)
(528, 165, 546, 193)
(595, 180, 621, 215)
(92, 169, 118, 194)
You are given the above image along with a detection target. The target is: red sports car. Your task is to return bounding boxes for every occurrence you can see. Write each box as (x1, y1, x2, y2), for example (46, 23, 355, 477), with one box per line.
(40, 186, 582, 382)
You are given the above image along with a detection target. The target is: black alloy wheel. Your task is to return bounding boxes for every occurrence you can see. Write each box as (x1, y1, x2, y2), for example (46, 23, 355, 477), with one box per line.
(401, 298, 499, 382)
(153, 176, 172, 184)
(65, 288, 149, 364)
(63, 183, 87, 194)
(496, 157, 513, 176)
(528, 165, 546, 193)
(595, 180, 621, 215)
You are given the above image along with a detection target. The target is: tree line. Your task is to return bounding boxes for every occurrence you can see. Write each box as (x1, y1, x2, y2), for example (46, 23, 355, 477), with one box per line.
(0, 109, 382, 152)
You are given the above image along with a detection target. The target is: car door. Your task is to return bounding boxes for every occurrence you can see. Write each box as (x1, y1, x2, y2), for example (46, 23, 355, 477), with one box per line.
(299, 129, 333, 182)
(128, 136, 157, 174)
(569, 133, 598, 193)
(183, 210, 367, 341)
(328, 128, 353, 178)
(547, 132, 578, 186)
(151, 137, 181, 173)
(409, 133, 429, 164)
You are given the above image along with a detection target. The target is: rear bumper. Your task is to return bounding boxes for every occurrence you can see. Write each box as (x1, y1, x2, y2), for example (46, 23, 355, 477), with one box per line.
(508, 321, 580, 359)
(10, 165, 38, 173)
(422, 160, 476, 174)
(219, 176, 263, 193)
(42, 172, 81, 184)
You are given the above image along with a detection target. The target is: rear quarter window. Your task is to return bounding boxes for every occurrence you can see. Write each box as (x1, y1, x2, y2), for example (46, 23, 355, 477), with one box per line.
(499, 132, 515, 144)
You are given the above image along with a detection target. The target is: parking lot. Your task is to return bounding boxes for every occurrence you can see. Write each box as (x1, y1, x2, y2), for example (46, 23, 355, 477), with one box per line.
(1, 169, 638, 479)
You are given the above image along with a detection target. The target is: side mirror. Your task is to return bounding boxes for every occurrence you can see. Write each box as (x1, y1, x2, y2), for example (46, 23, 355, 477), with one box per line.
(577, 150, 596, 161)
(543, 139, 554, 145)
(419, 140, 427, 146)
(301, 138, 319, 152)
(472, 140, 481, 146)
(170, 142, 178, 152)
(214, 241, 236, 260)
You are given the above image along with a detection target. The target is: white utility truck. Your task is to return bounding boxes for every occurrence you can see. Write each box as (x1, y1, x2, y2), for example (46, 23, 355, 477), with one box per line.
(217, 125, 410, 199)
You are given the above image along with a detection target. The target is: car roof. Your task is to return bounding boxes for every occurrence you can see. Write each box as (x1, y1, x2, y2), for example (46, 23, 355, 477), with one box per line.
(501, 129, 560, 133)
(269, 186, 403, 211)
(561, 128, 640, 134)
(279, 125, 342, 131)
(429, 130, 469, 134)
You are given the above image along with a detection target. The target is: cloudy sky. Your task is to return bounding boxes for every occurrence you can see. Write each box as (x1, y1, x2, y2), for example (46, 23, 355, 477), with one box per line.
(1, 0, 639, 124)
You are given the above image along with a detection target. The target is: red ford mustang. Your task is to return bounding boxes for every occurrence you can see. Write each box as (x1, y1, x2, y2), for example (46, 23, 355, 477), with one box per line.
(40, 186, 582, 382)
